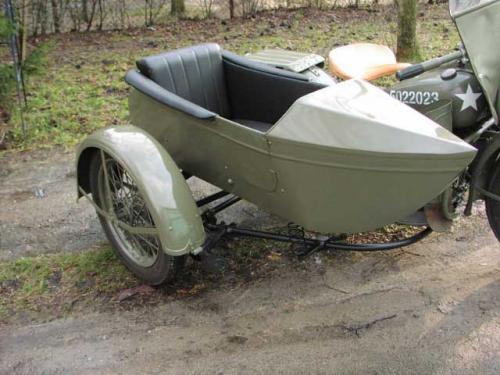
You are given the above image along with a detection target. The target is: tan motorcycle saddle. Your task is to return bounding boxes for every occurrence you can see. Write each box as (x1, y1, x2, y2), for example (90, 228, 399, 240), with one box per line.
(328, 43, 411, 81)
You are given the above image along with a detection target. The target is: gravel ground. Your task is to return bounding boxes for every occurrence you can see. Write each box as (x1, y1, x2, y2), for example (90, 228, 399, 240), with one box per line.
(0, 149, 499, 374)
(0, 149, 282, 261)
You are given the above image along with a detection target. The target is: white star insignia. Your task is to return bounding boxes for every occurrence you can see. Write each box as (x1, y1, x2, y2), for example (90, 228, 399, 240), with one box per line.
(455, 84, 482, 112)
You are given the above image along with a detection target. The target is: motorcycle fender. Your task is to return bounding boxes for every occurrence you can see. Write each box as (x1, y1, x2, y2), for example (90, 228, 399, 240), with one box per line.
(76, 125, 205, 256)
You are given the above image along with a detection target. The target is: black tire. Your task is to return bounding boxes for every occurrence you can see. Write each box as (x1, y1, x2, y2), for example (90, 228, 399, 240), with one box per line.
(89, 151, 185, 285)
(485, 163, 500, 241)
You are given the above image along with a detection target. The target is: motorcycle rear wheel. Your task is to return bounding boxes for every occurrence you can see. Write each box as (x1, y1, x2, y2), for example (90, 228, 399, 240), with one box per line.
(485, 163, 500, 241)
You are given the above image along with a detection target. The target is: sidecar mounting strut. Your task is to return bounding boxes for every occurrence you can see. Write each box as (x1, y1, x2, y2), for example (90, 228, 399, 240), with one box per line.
(202, 222, 432, 257)
(196, 191, 433, 257)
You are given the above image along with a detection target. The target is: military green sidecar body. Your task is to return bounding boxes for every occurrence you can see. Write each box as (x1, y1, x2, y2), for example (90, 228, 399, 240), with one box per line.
(77, 43, 475, 256)
(126, 73, 475, 235)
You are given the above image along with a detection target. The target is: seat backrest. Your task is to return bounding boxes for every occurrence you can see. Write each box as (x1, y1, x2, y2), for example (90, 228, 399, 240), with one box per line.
(136, 43, 230, 118)
(222, 50, 326, 124)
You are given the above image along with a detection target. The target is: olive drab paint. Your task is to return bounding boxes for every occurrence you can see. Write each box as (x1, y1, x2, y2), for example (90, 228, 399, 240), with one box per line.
(76, 126, 205, 256)
(118, 80, 474, 235)
(451, 0, 500, 122)
(77, 0, 500, 256)
(388, 68, 488, 130)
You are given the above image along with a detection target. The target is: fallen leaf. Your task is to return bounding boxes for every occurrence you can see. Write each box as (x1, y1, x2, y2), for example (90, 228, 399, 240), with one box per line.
(116, 285, 155, 302)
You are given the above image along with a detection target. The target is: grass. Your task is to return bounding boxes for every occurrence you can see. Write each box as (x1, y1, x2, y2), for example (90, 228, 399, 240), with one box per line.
(8, 52, 130, 148)
(2, 3, 460, 150)
(0, 239, 283, 323)
(0, 246, 137, 322)
(0, 226, 297, 322)
(0, 223, 425, 323)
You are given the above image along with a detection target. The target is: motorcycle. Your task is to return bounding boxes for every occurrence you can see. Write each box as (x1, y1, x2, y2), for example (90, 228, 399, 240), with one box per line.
(250, 0, 500, 236)
(76, 0, 500, 285)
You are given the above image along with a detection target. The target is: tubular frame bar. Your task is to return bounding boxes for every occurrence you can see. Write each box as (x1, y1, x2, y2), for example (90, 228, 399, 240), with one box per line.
(204, 223, 432, 253)
(195, 191, 432, 253)
(201, 195, 241, 221)
(196, 190, 230, 207)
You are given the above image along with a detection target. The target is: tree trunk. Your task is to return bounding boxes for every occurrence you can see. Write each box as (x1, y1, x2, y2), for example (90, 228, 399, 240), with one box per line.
(97, 0, 105, 31)
(171, 0, 185, 15)
(229, 0, 234, 18)
(145, 0, 149, 26)
(20, 0, 28, 60)
(82, 0, 89, 24)
(396, 0, 419, 61)
(35, 1, 48, 35)
(50, 0, 61, 33)
(85, 0, 98, 31)
(119, 0, 127, 29)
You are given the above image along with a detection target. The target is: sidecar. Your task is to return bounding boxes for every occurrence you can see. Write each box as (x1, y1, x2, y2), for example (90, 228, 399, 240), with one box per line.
(76, 44, 476, 284)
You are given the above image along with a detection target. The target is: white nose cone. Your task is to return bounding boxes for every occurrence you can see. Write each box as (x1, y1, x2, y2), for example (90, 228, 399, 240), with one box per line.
(270, 79, 477, 158)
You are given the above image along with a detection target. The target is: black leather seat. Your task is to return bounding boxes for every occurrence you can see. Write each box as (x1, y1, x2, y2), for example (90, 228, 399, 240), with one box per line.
(136, 43, 231, 119)
(126, 43, 326, 132)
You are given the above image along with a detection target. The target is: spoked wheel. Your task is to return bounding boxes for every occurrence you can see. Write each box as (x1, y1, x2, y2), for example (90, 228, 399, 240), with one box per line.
(485, 164, 500, 241)
(89, 151, 185, 285)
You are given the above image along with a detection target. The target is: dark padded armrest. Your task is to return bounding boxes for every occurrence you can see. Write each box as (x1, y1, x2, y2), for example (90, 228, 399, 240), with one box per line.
(125, 70, 217, 120)
(221, 50, 310, 82)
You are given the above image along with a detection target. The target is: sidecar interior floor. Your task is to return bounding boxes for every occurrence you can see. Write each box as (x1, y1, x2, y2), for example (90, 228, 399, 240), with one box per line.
(233, 119, 273, 132)
(328, 43, 411, 81)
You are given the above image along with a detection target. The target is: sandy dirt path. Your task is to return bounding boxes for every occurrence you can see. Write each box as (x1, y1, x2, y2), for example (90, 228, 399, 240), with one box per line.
(0, 149, 499, 374)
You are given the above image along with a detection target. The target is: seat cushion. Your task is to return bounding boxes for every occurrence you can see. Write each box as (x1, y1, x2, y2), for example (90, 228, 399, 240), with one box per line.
(328, 43, 411, 81)
(233, 119, 273, 133)
(136, 43, 230, 118)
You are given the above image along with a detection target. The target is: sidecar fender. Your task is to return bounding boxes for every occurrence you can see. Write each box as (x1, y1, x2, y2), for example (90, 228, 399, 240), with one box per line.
(76, 125, 205, 256)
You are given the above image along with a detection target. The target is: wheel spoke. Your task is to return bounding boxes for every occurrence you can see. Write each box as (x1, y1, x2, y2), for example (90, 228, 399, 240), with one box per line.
(135, 233, 160, 255)
(99, 155, 159, 267)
